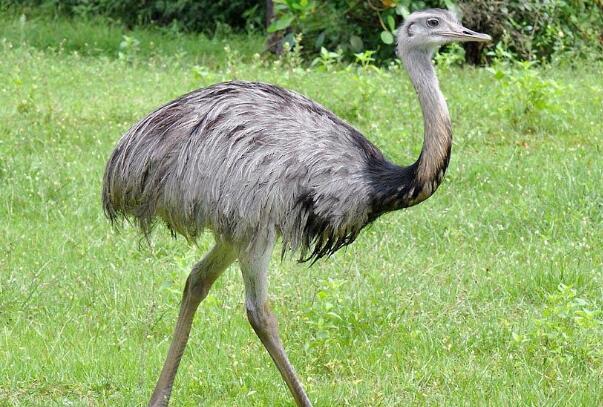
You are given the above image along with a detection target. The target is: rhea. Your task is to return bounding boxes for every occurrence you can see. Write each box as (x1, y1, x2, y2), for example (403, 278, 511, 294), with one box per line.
(102, 9, 490, 407)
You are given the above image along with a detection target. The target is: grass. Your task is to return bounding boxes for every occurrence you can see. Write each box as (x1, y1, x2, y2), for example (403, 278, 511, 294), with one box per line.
(1, 11, 602, 407)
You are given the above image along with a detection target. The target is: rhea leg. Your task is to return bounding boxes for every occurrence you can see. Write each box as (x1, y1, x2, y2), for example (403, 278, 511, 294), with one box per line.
(239, 239, 312, 407)
(149, 242, 236, 407)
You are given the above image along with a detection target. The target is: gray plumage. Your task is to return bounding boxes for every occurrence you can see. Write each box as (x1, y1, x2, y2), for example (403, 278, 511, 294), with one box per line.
(101, 9, 491, 407)
(103, 81, 396, 262)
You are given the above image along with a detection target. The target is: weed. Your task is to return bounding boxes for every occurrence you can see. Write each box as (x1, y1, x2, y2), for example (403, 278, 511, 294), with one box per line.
(512, 284, 603, 368)
(310, 47, 343, 71)
(354, 50, 378, 71)
(280, 33, 305, 71)
(434, 43, 466, 68)
(117, 35, 140, 63)
(487, 60, 564, 132)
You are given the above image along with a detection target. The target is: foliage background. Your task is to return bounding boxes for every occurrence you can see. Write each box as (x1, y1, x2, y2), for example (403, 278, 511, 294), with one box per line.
(2, 0, 602, 64)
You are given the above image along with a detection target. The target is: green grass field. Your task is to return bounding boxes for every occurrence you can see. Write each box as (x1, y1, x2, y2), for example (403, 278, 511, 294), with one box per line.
(1, 13, 602, 406)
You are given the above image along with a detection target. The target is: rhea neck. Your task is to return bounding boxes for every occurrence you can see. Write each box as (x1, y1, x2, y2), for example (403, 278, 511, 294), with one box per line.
(404, 45, 452, 189)
(370, 46, 453, 216)
(367, 46, 452, 217)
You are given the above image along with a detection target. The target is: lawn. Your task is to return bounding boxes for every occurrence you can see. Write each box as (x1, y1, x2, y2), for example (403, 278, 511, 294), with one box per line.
(1, 12, 602, 406)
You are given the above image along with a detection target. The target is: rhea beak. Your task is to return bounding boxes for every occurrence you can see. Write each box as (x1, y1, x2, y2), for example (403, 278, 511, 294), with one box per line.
(442, 26, 492, 43)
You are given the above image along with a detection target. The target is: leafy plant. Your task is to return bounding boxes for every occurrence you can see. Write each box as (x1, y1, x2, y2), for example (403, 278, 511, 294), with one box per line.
(512, 284, 603, 366)
(487, 59, 563, 131)
(267, 0, 315, 34)
(280, 33, 305, 70)
(310, 46, 343, 71)
(117, 34, 139, 62)
(303, 277, 352, 351)
(354, 49, 377, 69)
(434, 42, 466, 67)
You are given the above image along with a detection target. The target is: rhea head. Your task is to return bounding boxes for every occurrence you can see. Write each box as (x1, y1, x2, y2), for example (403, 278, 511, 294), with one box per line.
(397, 9, 491, 56)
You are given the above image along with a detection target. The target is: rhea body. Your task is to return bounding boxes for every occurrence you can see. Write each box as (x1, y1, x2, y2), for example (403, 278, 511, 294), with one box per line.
(102, 9, 490, 407)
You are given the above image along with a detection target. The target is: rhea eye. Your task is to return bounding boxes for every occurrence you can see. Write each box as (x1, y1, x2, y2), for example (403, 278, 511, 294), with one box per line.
(426, 18, 439, 28)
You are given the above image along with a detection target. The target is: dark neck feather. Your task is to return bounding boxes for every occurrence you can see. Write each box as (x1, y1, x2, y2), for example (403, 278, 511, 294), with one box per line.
(368, 48, 452, 217)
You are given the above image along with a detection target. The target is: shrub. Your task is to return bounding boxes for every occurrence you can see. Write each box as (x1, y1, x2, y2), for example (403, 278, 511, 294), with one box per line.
(460, 0, 603, 63)
(268, 0, 447, 63)
(0, 0, 265, 33)
(269, 0, 603, 64)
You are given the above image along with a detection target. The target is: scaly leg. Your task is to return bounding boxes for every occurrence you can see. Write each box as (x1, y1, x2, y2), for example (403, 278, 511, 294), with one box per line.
(148, 242, 236, 407)
(238, 237, 312, 407)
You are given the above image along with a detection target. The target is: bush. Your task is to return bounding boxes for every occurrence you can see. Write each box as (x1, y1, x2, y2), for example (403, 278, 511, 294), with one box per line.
(269, 0, 603, 64)
(267, 0, 447, 63)
(0, 0, 265, 33)
(460, 0, 603, 63)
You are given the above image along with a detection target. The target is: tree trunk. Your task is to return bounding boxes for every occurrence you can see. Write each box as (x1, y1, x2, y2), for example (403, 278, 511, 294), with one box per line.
(265, 0, 284, 54)
(265, 0, 274, 28)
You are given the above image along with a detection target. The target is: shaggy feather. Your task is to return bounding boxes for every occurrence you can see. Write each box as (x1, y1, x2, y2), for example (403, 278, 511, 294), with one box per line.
(102, 81, 396, 262)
